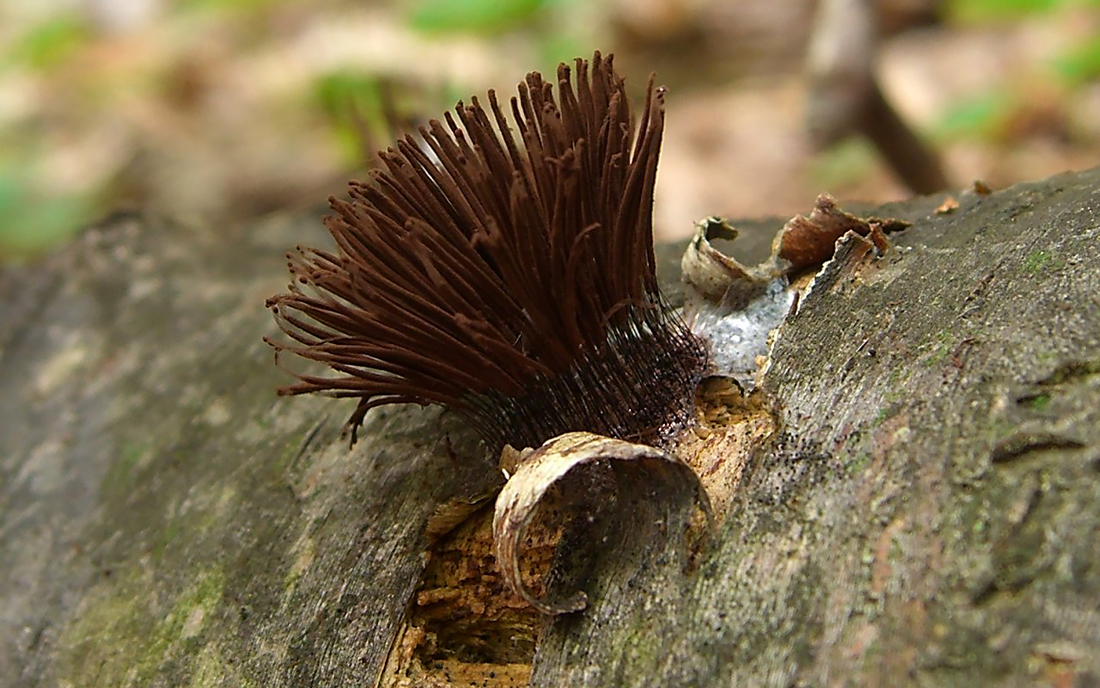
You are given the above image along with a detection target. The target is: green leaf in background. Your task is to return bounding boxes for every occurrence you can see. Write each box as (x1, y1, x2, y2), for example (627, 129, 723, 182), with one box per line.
(1052, 35, 1100, 85)
(946, 0, 1079, 23)
(408, 0, 546, 34)
(934, 90, 1013, 141)
(312, 70, 386, 166)
(314, 70, 384, 122)
(0, 167, 90, 262)
(537, 34, 589, 70)
(8, 15, 90, 70)
(809, 138, 879, 188)
(178, 0, 287, 13)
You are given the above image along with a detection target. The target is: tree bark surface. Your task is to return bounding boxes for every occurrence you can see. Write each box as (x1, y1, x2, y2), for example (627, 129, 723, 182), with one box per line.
(2, 167, 1098, 687)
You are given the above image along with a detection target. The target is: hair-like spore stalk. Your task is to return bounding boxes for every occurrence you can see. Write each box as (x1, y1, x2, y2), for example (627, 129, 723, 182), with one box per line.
(265, 52, 707, 451)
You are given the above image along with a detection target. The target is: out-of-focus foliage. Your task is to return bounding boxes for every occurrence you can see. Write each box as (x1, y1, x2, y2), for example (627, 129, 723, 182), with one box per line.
(810, 0, 1098, 191)
(0, 0, 1096, 262)
(0, 164, 90, 257)
(8, 15, 91, 69)
(810, 139, 879, 189)
(314, 70, 390, 165)
(408, 0, 547, 33)
(178, 0, 287, 12)
(936, 91, 1013, 140)
(946, 0, 1097, 22)
(404, 0, 588, 68)
(1054, 33, 1100, 84)
(934, 26, 1097, 142)
(0, 0, 599, 262)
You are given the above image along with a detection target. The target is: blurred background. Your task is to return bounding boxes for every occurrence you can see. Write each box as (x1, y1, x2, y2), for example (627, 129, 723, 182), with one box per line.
(0, 0, 1097, 261)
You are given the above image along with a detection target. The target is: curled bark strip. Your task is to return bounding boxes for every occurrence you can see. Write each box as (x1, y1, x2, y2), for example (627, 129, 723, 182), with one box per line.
(681, 198, 901, 385)
(798, 230, 879, 309)
(773, 194, 908, 272)
(492, 432, 712, 615)
(681, 217, 771, 304)
(682, 198, 904, 308)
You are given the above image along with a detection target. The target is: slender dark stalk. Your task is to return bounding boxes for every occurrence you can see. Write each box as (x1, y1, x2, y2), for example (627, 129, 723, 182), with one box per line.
(265, 52, 707, 450)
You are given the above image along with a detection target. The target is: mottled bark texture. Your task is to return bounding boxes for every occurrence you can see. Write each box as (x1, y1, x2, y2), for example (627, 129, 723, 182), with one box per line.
(2, 166, 1099, 687)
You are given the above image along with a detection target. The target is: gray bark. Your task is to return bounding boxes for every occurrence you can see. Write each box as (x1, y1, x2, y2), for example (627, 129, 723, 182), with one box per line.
(2, 167, 1098, 687)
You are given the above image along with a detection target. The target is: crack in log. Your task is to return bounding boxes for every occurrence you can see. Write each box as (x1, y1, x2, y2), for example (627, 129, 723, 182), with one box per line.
(379, 506, 541, 688)
(1035, 359, 1100, 387)
(990, 433, 1087, 465)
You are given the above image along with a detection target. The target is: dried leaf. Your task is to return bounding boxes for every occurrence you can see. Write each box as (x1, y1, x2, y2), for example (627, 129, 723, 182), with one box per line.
(680, 217, 769, 303)
(492, 432, 711, 615)
(773, 194, 908, 272)
(972, 179, 993, 196)
(935, 196, 959, 214)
